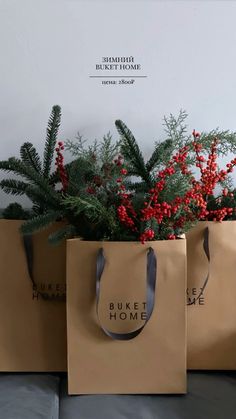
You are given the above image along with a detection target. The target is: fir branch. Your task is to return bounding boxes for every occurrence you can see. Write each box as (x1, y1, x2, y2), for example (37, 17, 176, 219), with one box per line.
(115, 120, 151, 186)
(146, 139, 173, 171)
(65, 158, 95, 195)
(21, 210, 62, 235)
(43, 105, 61, 178)
(0, 157, 58, 198)
(0, 179, 28, 196)
(48, 224, 77, 244)
(49, 169, 60, 186)
(25, 185, 61, 210)
(20, 142, 42, 173)
(64, 195, 118, 234)
(0, 158, 39, 184)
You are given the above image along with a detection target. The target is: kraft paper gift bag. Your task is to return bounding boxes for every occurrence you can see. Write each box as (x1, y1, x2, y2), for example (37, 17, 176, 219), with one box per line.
(23, 222, 66, 301)
(66, 239, 187, 395)
(0, 220, 67, 372)
(187, 221, 236, 369)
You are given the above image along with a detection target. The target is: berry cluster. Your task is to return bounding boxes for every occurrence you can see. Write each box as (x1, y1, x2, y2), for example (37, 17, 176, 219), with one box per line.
(116, 146, 198, 242)
(117, 204, 137, 231)
(85, 155, 126, 195)
(140, 229, 155, 243)
(86, 175, 103, 195)
(191, 130, 236, 221)
(116, 159, 139, 232)
(55, 141, 68, 192)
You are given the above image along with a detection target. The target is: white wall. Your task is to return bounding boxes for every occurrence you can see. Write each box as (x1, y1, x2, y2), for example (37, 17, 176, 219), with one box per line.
(1, 0, 236, 205)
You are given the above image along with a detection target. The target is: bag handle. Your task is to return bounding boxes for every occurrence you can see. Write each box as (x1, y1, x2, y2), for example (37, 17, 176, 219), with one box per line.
(23, 235, 66, 302)
(96, 247, 157, 340)
(187, 226, 210, 306)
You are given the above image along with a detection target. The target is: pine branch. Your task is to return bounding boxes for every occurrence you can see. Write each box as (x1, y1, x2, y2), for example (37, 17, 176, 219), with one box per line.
(20, 142, 42, 173)
(115, 120, 151, 186)
(0, 179, 28, 195)
(65, 158, 97, 195)
(64, 195, 118, 234)
(48, 224, 77, 244)
(21, 210, 62, 235)
(0, 158, 39, 184)
(43, 105, 61, 178)
(0, 157, 59, 200)
(49, 169, 60, 186)
(146, 139, 173, 171)
(25, 185, 61, 210)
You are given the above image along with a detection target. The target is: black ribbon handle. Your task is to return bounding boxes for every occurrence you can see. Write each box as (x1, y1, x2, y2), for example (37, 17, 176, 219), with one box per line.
(187, 227, 210, 306)
(96, 247, 157, 340)
(23, 235, 66, 302)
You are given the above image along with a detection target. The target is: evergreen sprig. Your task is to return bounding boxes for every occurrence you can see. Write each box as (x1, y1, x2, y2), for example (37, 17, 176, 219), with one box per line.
(0, 106, 63, 234)
(21, 210, 63, 235)
(146, 139, 173, 172)
(115, 120, 152, 186)
(0, 179, 28, 196)
(63, 195, 119, 240)
(43, 105, 61, 178)
(20, 142, 42, 173)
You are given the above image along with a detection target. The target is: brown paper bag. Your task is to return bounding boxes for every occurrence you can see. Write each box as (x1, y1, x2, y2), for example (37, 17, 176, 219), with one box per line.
(23, 223, 66, 300)
(0, 220, 67, 371)
(67, 239, 186, 394)
(187, 221, 236, 369)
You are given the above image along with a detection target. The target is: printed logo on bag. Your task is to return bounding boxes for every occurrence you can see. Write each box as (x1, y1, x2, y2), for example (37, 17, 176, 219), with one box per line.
(186, 288, 205, 305)
(32, 283, 66, 300)
(108, 302, 147, 321)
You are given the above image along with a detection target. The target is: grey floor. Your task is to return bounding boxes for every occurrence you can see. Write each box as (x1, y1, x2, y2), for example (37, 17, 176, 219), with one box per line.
(0, 372, 235, 419)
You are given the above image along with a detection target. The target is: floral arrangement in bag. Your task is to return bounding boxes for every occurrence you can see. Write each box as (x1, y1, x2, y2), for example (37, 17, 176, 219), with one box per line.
(61, 123, 236, 242)
(1, 106, 236, 242)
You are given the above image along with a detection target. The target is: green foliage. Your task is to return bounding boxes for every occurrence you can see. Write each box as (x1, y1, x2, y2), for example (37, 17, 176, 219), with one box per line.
(2, 107, 236, 242)
(116, 111, 236, 199)
(48, 224, 77, 244)
(0, 105, 64, 235)
(20, 142, 42, 173)
(162, 110, 236, 161)
(0, 113, 125, 241)
(115, 117, 191, 201)
(199, 130, 236, 156)
(63, 195, 119, 240)
(2, 203, 30, 220)
(20, 210, 62, 235)
(43, 105, 61, 178)
(146, 139, 173, 172)
(65, 132, 120, 164)
(162, 109, 189, 153)
(205, 191, 236, 221)
(115, 120, 152, 186)
(0, 179, 28, 196)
